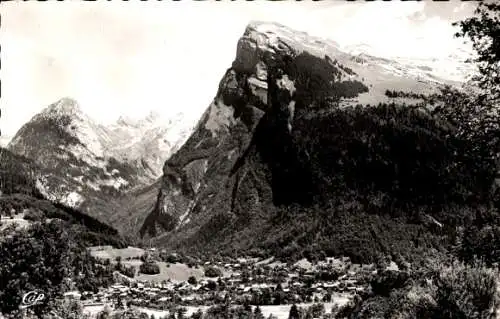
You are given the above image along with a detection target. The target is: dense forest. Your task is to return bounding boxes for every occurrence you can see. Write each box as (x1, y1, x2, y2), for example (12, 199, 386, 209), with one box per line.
(212, 90, 499, 264)
(175, 38, 499, 267)
(0, 148, 128, 317)
(336, 2, 500, 317)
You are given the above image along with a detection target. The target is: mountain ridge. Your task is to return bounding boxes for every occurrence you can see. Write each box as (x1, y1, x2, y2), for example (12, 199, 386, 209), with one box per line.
(6, 97, 193, 226)
(4, 21, 478, 255)
(136, 20, 492, 264)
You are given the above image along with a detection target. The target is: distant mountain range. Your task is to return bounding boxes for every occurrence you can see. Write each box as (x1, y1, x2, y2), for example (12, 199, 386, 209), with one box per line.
(6, 97, 193, 225)
(4, 21, 481, 260)
(136, 21, 483, 262)
(342, 43, 475, 83)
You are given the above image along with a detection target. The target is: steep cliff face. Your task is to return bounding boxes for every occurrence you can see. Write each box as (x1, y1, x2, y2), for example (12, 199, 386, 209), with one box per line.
(141, 21, 448, 249)
(141, 21, 488, 263)
(140, 22, 281, 238)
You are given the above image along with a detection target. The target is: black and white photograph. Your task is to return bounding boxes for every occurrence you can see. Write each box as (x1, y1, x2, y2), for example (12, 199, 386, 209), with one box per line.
(0, 0, 499, 318)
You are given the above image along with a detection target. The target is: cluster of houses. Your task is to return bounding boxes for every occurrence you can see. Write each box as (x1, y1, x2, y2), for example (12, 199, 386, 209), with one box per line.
(71, 254, 378, 313)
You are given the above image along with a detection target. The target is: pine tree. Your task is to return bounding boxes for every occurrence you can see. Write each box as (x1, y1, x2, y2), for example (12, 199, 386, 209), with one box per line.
(288, 304, 300, 319)
(453, 1, 500, 104)
(254, 306, 265, 319)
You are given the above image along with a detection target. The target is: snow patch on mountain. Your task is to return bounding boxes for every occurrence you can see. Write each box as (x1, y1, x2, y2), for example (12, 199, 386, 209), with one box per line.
(101, 176, 129, 190)
(12, 98, 194, 180)
(343, 43, 475, 83)
(65, 192, 85, 208)
(65, 143, 108, 169)
(8, 97, 195, 218)
(35, 177, 85, 208)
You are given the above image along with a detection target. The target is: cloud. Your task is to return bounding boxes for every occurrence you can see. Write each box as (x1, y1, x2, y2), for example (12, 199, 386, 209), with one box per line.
(0, 1, 476, 138)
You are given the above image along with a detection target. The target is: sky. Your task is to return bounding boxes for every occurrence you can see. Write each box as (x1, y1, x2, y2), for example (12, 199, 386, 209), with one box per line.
(0, 0, 477, 141)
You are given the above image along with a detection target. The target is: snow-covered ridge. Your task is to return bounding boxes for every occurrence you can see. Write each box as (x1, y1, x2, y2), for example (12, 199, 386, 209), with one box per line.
(343, 43, 475, 83)
(243, 21, 473, 85)
(246, 21, 341, 49)
(243, 21, 342, 59)
(115, 110, 164, 130)
(23, 98, 193, 178)
(8, 97, 195, 208)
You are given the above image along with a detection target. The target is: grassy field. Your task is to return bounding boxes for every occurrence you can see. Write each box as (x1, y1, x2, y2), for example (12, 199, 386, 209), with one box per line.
(122, 261, 206, 282)
(88, 246, 146, 260)
(88, 245, 236, 282)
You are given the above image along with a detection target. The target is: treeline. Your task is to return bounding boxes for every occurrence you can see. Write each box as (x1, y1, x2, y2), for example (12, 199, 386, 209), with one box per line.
(385, 89, 427, 99)
(212, 86, 499, 264)
(338, 260, 499, 318)
(177, 81, 499, 266)
(0, 220, 119, 317)
(271, 51, 369, 108)
(0, 147, 39, 196)
(328, 57, 357, 76)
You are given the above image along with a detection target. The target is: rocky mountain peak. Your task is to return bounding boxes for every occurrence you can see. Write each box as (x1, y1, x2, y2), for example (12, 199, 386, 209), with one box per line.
(233, 21, 341, 74)
(42, 97, 84, 119)
(7, 96, 193, 224)
(140, 20, 471, 251)
(116, 115, 138, 128)
(144, 110, 161, 123)
(140, 21, 362, 238)
(115, 111, 164, 130)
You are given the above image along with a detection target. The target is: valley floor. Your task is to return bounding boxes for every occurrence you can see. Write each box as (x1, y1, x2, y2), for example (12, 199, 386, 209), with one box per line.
(77, 246, 373, 318)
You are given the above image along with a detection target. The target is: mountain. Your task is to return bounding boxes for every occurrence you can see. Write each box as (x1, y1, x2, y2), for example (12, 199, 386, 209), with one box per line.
(342, 43, 476, 84)
(0, 146, 127, 247)
(107, 111, 191, 180)
(7, 98, 192, 224)
(140, 21, 489, 263)
(0, 146, 131, 316)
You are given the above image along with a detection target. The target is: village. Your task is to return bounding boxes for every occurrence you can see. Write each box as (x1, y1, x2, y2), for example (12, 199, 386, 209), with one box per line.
(67, 246, 390, 318)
